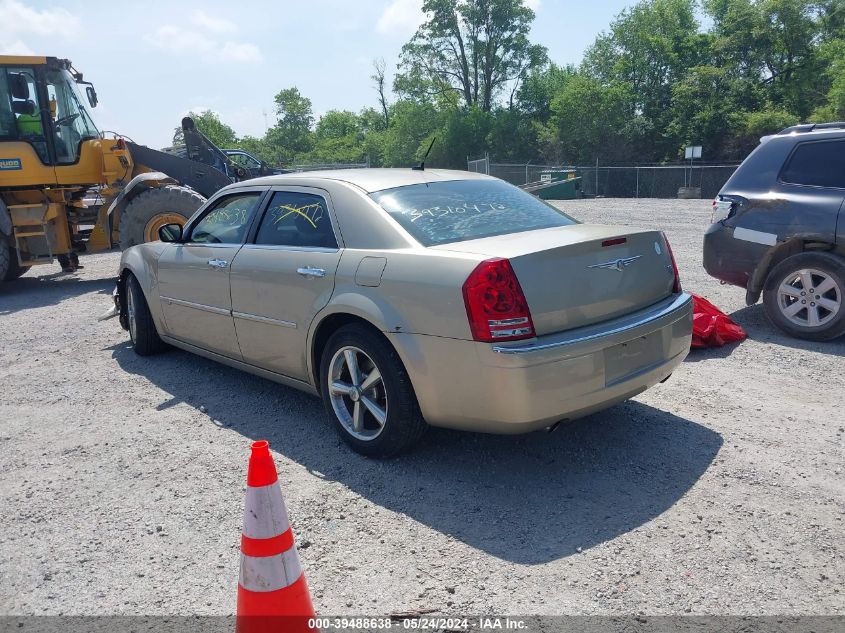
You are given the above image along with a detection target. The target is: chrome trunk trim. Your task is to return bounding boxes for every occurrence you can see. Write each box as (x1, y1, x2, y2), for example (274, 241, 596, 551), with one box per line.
(492, 292, 692, 354)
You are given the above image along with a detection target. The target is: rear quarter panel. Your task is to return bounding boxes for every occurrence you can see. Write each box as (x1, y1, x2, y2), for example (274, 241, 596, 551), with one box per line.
(314, 247, 484, 339)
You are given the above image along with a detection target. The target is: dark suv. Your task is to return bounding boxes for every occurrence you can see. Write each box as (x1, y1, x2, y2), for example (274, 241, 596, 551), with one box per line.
(704, 122, 845, 341)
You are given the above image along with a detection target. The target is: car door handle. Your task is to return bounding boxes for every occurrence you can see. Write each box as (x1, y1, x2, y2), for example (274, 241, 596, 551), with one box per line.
(207, 258, 229, 269)
(297, 266, 326, 278)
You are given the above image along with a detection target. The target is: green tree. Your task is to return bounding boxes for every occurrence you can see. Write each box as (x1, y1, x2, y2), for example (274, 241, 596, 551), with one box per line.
(172, 110, 238, 148)
(812, 40, 845, 120)
(314, 110, 360, 140)
(516, 63, 577, 120)
(358, 107, 389, 166)
(754, 0, 828, 119)
(425, 106, 493, 167)
(704, 0, 830, 119)
(380, 100, 441, 166)
(543, 75, 637, 164)
(266, 87, 314, 164)
(306, 110, 367, 163)
(666, 66, 747, 160)
(396, 0, 547, 112)
(372, 58, 391, 127)
(486, 107, 539, 160)
(236, 136, 274, 164)
(584, 0, 707, 159)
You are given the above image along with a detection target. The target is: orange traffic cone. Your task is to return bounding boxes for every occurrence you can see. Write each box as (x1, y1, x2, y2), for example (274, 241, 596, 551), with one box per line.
(236, 440, 317, 633)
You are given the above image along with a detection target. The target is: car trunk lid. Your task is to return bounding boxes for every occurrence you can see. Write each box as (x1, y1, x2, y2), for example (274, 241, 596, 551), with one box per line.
(433, 225, 677, 336)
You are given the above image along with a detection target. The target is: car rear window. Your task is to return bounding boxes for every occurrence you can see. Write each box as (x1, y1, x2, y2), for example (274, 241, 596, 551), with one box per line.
(369, 179, 577, 246)
(780, 139, 845, 188)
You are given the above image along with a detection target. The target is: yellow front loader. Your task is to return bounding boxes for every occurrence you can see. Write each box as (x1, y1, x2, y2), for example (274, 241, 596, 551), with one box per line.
(0, 56, 243, 281)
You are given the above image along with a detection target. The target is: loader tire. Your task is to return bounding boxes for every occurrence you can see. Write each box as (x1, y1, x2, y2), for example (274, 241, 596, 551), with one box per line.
(0, 239, 29, 281)
(118, 185, 205, 250)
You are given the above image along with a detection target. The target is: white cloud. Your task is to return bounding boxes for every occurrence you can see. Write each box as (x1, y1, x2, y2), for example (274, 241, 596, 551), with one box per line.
(0, 0, 80, 36)
(146, 25, 214, 54)
(192, 9, 237, 34)
(376, 0, 424, 36)
(145, 24, 262, 64)
(0, 39, 35, 55)
(0, 0, 80, 52)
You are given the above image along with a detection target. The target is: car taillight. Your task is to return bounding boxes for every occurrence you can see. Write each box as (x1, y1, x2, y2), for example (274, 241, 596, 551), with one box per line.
(662, 232, 682, 293)
(462, 258, 535, 342)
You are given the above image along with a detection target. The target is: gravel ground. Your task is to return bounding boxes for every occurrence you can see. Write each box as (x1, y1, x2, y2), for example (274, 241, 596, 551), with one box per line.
(0, 199, 842, 616)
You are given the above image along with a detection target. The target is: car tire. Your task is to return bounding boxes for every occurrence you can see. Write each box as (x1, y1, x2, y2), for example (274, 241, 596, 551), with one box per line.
(319, 324, 427, 457)
(126, 274, 167, 356)
(0, 239, 29, 281)
(763, 252, 845, 341)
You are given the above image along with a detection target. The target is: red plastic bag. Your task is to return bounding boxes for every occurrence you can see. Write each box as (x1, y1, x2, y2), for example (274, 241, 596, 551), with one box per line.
(690, 293, 747, 348)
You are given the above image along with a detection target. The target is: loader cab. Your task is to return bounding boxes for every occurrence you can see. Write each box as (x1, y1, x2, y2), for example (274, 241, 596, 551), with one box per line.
(0, 57, 99, 168)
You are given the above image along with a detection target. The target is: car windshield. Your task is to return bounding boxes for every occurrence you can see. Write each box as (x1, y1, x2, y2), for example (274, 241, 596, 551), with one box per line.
(369, 179, 577, 246)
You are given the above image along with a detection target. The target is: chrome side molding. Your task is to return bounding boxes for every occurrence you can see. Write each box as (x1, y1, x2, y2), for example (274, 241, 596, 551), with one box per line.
(232, 311, 296, 329)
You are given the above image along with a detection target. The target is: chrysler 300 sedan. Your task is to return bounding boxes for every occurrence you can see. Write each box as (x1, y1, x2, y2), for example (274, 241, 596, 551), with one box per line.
(109, 169, 693, 456)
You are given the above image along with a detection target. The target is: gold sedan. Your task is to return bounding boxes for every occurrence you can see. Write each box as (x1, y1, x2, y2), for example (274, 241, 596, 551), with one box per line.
(110, 169, 693, 456)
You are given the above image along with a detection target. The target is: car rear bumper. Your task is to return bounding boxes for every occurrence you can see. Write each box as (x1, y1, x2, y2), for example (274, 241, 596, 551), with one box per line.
(703, 222, 769, 289)
(389, 292, 693, 433)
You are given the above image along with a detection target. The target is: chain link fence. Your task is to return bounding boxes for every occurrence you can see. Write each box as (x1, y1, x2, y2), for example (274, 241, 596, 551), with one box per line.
(468, 158, 739, 199)
(467, 154, 490, 175)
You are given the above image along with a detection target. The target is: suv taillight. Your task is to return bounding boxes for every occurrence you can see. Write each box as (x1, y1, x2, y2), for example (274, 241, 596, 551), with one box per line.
(662, 232, 682, 293)
(462, 258, 535, 342)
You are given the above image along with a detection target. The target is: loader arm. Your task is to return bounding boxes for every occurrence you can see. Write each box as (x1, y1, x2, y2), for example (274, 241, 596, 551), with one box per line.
(126, 141, 231, 199)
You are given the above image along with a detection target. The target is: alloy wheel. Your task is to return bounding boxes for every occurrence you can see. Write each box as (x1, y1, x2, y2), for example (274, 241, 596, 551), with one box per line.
(327, 346, 388, 441)
(777, 268, 841, 328)
(127, 284, 138, 344)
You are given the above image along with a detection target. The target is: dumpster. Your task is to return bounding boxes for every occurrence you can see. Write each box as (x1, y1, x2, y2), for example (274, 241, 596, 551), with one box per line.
(521, 169, 582, 200)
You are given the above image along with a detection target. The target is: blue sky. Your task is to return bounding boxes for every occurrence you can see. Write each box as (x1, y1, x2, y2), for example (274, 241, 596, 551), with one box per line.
(1, 0, 639, 148)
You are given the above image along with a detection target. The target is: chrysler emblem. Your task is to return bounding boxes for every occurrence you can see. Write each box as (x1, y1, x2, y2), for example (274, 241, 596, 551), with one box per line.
(588, 255, 642, 272)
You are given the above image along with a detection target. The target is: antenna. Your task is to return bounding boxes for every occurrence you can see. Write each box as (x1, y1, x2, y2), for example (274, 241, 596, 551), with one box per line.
(412, 137, 436, 171)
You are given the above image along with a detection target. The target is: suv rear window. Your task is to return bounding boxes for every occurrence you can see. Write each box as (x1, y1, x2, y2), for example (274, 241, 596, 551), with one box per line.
(369, 179, 577, 246)
(780, 140, 845, 189)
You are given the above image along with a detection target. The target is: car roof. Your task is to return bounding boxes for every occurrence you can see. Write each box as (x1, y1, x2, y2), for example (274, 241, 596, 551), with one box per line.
(770, 122, 845, 143)
(233, 168, 495, 194)
(777, 121, 845, 135)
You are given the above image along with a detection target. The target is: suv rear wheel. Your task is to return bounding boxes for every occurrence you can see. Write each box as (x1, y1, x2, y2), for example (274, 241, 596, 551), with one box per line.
(763, 252, 845, 341)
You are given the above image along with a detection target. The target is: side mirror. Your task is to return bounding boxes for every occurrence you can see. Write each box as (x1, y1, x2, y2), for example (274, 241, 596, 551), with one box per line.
(9, 73, 29, 100)
(85, 86, 98, 108)
(158, 223, 183, 242)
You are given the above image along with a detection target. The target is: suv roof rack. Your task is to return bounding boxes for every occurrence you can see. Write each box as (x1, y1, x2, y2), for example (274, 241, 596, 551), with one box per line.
(778, 122, 845, 134)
